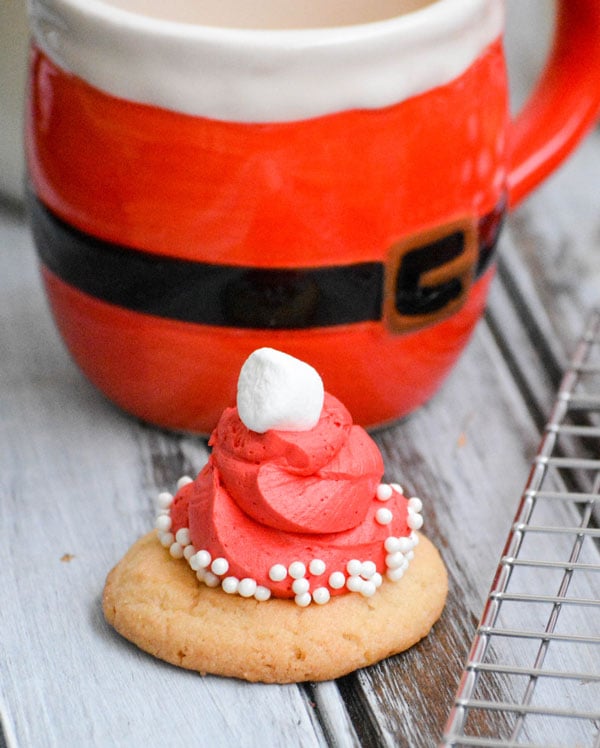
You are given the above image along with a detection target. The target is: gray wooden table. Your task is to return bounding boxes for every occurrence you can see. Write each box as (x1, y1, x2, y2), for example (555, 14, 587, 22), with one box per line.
(2, 3, 600, 746)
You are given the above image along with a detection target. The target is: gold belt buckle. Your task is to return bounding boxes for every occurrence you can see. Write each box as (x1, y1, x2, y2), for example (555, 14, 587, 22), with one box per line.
(383, 217, 479, 334)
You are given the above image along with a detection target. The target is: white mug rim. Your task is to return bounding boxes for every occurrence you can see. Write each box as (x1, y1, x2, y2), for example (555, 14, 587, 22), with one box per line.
(29, 0, 504, 122)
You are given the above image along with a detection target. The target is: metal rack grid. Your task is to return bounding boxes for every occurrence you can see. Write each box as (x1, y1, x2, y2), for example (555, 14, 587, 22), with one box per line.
(442, 309, 600, 748)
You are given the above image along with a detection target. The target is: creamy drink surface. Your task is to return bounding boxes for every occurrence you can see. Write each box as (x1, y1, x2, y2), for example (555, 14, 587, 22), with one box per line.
(100, 0, 437, 28)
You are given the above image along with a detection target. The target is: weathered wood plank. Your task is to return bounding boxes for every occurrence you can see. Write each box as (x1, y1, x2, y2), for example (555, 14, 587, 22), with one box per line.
(332, 320, 544, 746)
(500, 127, 600, 367)
(0, 204, 341, 748)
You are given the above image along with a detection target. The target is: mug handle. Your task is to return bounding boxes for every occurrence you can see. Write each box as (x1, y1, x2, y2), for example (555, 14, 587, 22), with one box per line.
(508, 0, 600, 207)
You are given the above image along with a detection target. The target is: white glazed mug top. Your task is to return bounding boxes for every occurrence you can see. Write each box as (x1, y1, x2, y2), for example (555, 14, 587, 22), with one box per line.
(29, 0, 504, 122)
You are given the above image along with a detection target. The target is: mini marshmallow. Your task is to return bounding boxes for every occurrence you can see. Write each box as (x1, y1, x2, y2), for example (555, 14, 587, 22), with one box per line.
(237, 348, 324, 433)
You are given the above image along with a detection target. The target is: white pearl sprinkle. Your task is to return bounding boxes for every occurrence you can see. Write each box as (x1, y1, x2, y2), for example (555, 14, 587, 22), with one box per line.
(169, 542, 184, 559)
(397, 536, 414, 553)
(269, 564, 287, 582)
(361, 581, 377, 597)
(408, 497, 423, 513)
(372, 572, 383, 588)
(155, 514, 172, 532)
(407, 512, 424, 530)
(384, 536, 402, 553)
(222, 576, 240, 594)
(211, 557, 229, 576)
(175, 528, 191, 547)
(203, 571, 220, 587)
(238, 578, 258, 598)
(196, 568, 206, 581)
(329, 571, 346, 589)
(183, 544, 196, 560)
(346, 559, 362, 576)
(346, 576, 364, 593)
(312, 587, 331, 605)
(177, 475, 194, 489)
(376, 507, 393, 525)
(295, 592, 312, 607)
(190, 550, 211, 570)
(391, 483, 404, 494)
(159, 531, 174, 548)
(292, 578, 310, 595)
(288, 561, 306, 579)
(387, 566, 406, 582)
(254, 586, 272, 601)
(376, 483, 393, 501)
(406, 550, 415, 561)
(386, 552, 405, 569)
(157, 492, 173, 509)
(309, 559, 326, 576)
(411, 532, 420, 546)
(361, 560, 377, 578)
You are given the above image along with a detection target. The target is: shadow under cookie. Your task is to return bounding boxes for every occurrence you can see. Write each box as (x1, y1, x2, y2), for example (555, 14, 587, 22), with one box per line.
(103, 531, 447, 683)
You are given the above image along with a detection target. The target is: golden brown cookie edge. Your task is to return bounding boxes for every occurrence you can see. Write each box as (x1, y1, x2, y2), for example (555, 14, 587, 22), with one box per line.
(103, 531, 447, 683)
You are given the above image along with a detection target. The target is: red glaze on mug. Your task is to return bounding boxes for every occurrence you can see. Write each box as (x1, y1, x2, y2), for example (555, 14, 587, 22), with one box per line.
(26, 0, 600, 432)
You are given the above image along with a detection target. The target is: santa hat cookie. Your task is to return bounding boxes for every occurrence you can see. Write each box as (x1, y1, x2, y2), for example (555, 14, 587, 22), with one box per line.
(103, 349, 447, 682)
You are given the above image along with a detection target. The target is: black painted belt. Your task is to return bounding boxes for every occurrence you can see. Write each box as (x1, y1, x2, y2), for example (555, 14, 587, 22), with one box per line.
(30, 193, 504, 330)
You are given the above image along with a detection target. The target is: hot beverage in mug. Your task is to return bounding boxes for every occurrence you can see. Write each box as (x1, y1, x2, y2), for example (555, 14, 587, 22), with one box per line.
(98, 0, 437, 28)
(26, 0, 600, 432)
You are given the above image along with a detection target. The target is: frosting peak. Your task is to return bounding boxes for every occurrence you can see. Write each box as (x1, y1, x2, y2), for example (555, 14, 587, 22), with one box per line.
(213, 393, 383, 534)
(155, 348, 424, 606)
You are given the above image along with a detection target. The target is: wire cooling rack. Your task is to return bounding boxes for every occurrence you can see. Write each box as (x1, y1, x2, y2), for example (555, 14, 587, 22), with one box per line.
(442, 309, 600, 748)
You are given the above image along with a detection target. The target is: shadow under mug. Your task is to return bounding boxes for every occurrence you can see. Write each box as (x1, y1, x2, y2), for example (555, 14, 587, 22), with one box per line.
(26, 0, 600, 433)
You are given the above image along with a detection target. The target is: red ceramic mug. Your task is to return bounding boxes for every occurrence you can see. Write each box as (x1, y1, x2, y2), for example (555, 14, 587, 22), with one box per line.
(26, 0, 600, 433)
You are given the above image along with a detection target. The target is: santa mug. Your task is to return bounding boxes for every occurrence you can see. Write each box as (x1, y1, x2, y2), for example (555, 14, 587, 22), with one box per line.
(27, 0, 600, 433)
